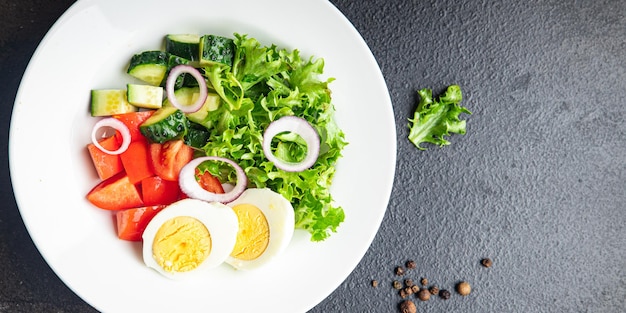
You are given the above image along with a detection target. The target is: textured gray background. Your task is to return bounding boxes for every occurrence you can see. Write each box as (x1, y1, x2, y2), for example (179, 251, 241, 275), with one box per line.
(1, 0, 625, 312)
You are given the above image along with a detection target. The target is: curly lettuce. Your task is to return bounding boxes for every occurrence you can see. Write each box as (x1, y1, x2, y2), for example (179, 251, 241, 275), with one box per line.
(408, 84, 471, 150)
(199, 34, 347, 241)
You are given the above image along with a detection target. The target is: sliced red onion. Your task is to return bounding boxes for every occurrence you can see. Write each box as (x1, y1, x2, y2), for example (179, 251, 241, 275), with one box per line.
(179, 156, 247, 203)
(166, 65, 207, 113)
(262, 116, 320, 172)
(91, 117, 131, 155)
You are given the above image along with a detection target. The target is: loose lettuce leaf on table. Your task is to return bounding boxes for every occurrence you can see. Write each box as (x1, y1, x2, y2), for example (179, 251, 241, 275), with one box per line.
(408, 84, 471, 150)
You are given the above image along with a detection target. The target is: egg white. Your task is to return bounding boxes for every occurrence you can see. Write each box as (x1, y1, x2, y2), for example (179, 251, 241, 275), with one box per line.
(142, 198, 238, 279)
(225, 188, 295, 270)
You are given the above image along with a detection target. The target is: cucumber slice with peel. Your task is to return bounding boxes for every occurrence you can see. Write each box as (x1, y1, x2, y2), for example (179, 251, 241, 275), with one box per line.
(184, 123, 211, 148)
(139, 106, 189, 143)
(165, 34, 200, 61)
(127, 51, 169, 85)
(163, 87, 220, 125)
(161, 54, 190, 89)
(199, 35, 235, 67)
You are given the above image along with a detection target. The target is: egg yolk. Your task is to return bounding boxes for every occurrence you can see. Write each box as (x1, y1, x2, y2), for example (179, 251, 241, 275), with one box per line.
(152, 216, 212, 273)
(230, 204, 270, 260)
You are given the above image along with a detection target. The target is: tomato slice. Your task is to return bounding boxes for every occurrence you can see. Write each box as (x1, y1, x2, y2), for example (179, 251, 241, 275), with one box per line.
(195, 168, 225, 194)
(87, 136, 123, 180)
(150, 140, 193, 181)
(113, 111, 155, 142)
(120, 140, 154, 184)
(86, 172, 143, 210)
(116, 205, 166, 241)
(141, 175, 181, 206)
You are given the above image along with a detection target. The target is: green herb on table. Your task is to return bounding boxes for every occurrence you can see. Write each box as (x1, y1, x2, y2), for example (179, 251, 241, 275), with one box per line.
(407, 84, 471, 150)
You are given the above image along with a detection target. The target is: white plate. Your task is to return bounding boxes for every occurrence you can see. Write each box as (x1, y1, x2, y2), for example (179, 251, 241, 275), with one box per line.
(9, 0, 396, 312)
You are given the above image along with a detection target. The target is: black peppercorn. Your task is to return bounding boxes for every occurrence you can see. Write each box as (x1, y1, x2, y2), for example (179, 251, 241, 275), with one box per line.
(399, 289, 408, 299)
(399, 300, 416, 313)
(417, 288, 430, 301)
(395, 266, 405, 276)
(456, 281, 471, 296)
(406, 260, 416, 269)
(440, 289, 451, 300)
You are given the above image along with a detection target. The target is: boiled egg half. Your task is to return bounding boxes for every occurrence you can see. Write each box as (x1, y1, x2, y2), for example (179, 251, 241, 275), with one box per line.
(142, 198, 238, 279)
(226, 188, 295, 270)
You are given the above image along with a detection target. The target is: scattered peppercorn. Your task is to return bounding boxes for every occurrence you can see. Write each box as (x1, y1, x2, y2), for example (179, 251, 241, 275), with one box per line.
(379, 258, 481, 309)
(417, 288, 431, 301)
(440, 289, 451, 300)
(399, 289, 408, 299)
(399, 300, 417, 313)
(406, 260, 417, 269)
(456, 281, 471, 296)
(395, 266, 405, 276)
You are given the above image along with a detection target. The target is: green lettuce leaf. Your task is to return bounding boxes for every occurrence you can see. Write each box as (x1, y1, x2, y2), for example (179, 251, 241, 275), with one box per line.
(199, 34, 347, 241)
(408, 84, 471, 150)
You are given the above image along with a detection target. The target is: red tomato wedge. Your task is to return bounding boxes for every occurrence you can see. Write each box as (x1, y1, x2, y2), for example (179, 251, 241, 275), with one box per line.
(87, 136, 124, 180)
(141, 175, 181, 206)
(86, 172, 143, 210)
(120, 140, 154, 184)
(116, 205, 166, 241)
(150, 140, 193, 181)
(113, 111, 155, 142)
(195, 168, 225, 194)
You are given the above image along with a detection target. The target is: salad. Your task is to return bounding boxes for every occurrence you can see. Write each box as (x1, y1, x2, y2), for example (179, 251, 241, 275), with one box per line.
(86, 33, 347, 246)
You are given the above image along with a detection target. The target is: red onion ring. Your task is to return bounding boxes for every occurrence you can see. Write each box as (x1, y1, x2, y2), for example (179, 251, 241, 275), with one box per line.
(91, 117, 131, 155)
(262, 116, 320, 172)
(166, 65, 207, 113)
(179, 156, 248, 203)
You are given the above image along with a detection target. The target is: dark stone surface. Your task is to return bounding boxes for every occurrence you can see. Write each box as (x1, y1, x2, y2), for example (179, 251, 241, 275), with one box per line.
(1, 0, 624, 312)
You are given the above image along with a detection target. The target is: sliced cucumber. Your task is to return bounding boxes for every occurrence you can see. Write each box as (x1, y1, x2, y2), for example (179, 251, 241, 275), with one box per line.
(126, 84, 163, 109)
(184, 122, 211, 149)
(127, 51, 169, 85)
(139, 106, 189, 143)
(163, 87, 221, 124)
(186, 92, 220, 124)
(160, 54, 190, 89)
(91, 89, 137, 117)
(199, 35, 235, 67)
(181, 67, 205, 87)
(165, 34, 200, 61)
